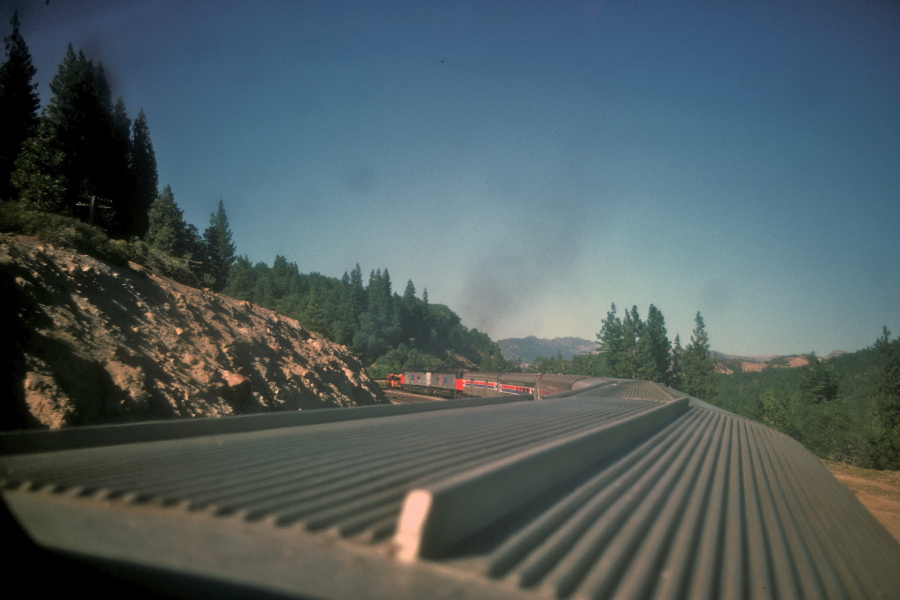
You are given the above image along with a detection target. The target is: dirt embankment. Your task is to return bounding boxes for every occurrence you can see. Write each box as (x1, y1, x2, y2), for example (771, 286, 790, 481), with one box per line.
(1, 233, 387, 429)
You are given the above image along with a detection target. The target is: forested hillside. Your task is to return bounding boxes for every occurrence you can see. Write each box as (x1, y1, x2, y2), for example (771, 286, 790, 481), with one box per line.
(710, 334, 900, 470)
(222, 258, 507, 375)
(0, 15, 505, 379)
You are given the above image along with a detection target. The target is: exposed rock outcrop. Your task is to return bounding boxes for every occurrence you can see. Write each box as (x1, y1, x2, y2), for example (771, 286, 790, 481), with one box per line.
(1, 233, 387, 429)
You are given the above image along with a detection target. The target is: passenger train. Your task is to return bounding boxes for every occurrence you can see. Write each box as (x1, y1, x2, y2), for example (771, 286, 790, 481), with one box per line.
(387, 370, 611, 399)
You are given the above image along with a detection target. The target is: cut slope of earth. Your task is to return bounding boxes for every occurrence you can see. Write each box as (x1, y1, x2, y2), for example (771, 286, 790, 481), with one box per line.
(1, 233, 386, 429)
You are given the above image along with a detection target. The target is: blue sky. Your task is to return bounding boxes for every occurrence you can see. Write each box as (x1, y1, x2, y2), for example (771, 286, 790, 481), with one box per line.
(9, 0, 900, 356)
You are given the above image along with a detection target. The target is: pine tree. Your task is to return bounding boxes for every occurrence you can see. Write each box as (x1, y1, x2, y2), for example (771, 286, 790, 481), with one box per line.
(299, 285, 329, 335)
(622, 305, 643, 379)
(670, 334, 683, 389)
(10, 118, 64, 210)
(868, 328, 900, 469)
(681, 312, 717, 399)
(569, 352, 603, 377)
(403, 279, 416, 299)
(107, 96, 133, 236)
(400, 279, 420, 342)
(202, 199, 236, 290)
(330, 285, 359, 346)
(0, 11, 40, 201)
(146, 185, 190, 256)
(46, 47, 106, 213)
(635, 304, 673, 384)
(16, 46, 130, 228)
(597, 303, 627, 377)
(873, 328, 900, 430)
(349, 263, 366, 317)
(270, 255, 295, 300)
(798, 352, 840, 405)
(129, 109, 158, 239)
(223, 255, 256, 301)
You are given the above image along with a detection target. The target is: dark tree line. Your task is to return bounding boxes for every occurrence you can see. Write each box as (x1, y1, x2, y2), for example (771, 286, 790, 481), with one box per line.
(0, 13, 236, 292)
(594, 303, 716, 398)
(223, 256, 503, 372)
(143, 186, 236, 291)
(0, 11, 39, 202)
(0, 13, 157, 241)
(524, 304, 717, 399)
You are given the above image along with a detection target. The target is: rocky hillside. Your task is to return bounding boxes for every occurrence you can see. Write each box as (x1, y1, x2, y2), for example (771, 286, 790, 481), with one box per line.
(1, 233, 387, 430)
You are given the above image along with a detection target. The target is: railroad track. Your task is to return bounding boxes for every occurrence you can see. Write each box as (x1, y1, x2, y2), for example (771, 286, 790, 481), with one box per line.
(385, 389, 446, 404)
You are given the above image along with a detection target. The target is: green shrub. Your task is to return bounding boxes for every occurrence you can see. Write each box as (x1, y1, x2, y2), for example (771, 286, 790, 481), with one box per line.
(0, 202, 198, 286)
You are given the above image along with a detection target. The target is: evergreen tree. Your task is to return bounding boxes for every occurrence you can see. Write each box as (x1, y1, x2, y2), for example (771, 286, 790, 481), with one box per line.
(223, 255, 256, 301)
(403, 279, 416, 299)
(760, 390, 794, 434)
(873, 328, 900, 430)
(532, 350, 568, 374)
(45, 47, 105, 212)
(797, 352, 840, 404)
(681, 312, 717, 399)
(16, 46, 129, 229)
(202, 199, 236, 290)
(670, 334, 683, 389)
(635, 304, 673, 384)
(569, 352, 604, 377)
(146, 185, 191, 256)
(129, 109, 157, 238)
(271, 255, 303, 300)
(353, 268, 401, 361)
(330, 287, 359, 346)
(299, 284, 330, 335)
(622, 305, 643, 379)
(869, 328, 900, 469)
(0, 11, 40, 201)
(10, 118, 64, 210)
(335, 263, 364, 345)
(349, 263, 365, 309)
(400, 279, 428, 344)
(597, 303, 627, 377)
(106, 96, 134, 236)
(480, 344, 522, 373)
(250, 261, 275, 307)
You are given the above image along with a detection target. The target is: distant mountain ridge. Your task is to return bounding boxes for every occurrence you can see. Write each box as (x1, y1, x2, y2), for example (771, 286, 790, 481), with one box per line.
(498, 336, 595, 364)
(714, 350, 847, 373)
(712, 350, 845, 363)
(500, 338, 847, 371)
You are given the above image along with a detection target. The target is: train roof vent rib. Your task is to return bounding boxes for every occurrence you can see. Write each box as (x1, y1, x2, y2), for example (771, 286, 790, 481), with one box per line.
(393, 397, 689, 561)
(2, 389, 899, 599)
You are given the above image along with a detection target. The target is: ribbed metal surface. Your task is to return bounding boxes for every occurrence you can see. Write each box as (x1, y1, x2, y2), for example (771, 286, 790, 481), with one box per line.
(1, 395, 660, 542)
(476, 399, 900, 599)
(565, 380, 682, 403)
(3, 387, 899, 600)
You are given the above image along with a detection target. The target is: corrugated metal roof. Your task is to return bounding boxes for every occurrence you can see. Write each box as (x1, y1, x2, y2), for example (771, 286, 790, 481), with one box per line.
(2, 384, 899, 599)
